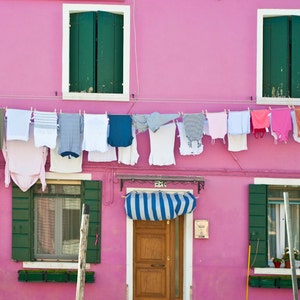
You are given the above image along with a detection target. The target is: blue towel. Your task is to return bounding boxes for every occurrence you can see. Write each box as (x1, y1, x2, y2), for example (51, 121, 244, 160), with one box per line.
(108, 115, 133, 147)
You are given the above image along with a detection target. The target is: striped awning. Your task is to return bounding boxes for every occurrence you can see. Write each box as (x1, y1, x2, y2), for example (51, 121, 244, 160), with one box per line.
(125, 191, 196, 221)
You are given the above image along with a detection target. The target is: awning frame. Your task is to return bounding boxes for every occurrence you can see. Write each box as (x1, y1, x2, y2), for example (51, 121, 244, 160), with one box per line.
(117, 174, 205, 193)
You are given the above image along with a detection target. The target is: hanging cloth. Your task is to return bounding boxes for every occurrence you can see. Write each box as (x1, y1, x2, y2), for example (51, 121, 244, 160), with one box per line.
(125, 191, 196, 221)
(0, 108, 5, 149)
(107, 115, 133, 147)
(2, 125, 48, 191)
(58, 113, 83, 158)
(33, 110, 58, 149)
(182, 113, 205, 147)
(6, 108, 32, 141)
(270, 108, 292, 143)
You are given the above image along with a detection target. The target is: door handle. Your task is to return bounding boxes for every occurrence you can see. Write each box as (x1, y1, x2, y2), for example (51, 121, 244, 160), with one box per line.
(150, 264, 165, 268)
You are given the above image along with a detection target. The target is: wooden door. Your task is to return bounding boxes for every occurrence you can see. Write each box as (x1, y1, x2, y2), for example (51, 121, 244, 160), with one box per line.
(133, 217, 183, 300)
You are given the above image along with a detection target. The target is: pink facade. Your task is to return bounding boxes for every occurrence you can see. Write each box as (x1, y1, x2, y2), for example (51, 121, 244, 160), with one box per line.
(0, 0, 300, 299)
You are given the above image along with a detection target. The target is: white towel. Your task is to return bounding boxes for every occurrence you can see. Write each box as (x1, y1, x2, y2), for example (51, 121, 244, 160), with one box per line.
(227, 134, 248, 152)
(88, 146, 117, 162)
(118, 126, 139, 165)
(6, 109, 32, 141)
(50, 137, 82, 173)
(82, 114, 109, 152)
(33, 110, 58, 149)
(149, 122, 176, 166)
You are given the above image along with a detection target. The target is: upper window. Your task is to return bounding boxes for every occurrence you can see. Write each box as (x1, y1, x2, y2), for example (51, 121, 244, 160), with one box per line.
(257, 10, 300, 105)
(12, 180, 102, 263)
(62, 4, 130, 102)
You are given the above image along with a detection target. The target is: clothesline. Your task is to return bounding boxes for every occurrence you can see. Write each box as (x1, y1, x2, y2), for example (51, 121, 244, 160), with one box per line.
(1, 106, 300, 193)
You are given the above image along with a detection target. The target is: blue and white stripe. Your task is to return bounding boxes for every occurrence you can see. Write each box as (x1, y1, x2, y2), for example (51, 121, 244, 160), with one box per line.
(125, 191, 196, 221)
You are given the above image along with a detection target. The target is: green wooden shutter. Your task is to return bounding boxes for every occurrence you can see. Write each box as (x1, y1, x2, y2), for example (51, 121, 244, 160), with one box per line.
(70, 12, 96, 93)
(82, 180, 102, 263)
(263, 16, 290, 97)
(12, 184, 34, 261)
(249, 184, 268, 267)
(291, 16, 300, 98)
(97, 11, 124, 94)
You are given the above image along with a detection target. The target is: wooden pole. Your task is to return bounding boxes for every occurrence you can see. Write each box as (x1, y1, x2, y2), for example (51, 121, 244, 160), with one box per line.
(76, 204, 90, 300)
(283, 192, 298, 300)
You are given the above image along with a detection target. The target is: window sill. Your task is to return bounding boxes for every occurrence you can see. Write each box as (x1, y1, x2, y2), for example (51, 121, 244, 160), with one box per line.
(23, 261, 90, 270)
(62, 92, 130, 102)
(254, 268, 300, 275)
(256, 96, 300, 106)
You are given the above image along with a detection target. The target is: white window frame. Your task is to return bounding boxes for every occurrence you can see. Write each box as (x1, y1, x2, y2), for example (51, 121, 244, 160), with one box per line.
(256, 9, 300, 106)
(23, 172, 92, 270)
(125, 188, 193, 300)
(254, 177, 300, 275)
(34, 187, 81, 260)
(62, 4, 130, 102)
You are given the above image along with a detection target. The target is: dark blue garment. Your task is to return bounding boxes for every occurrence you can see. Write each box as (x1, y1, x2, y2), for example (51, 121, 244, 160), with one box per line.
(107, 115, 133, 147)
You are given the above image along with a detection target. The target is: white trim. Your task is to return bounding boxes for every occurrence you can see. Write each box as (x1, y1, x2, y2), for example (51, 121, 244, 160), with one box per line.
(254, 177, 300, 186)
(125, 187, 193, 300)
(256, 9, 300, 105)
(255, 267, 300, 275)
(23, 261, 90, 270)
(62, 4, 130, 102)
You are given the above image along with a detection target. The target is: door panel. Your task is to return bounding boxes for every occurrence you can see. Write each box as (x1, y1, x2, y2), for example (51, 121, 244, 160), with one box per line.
(133, 218, 183, 300)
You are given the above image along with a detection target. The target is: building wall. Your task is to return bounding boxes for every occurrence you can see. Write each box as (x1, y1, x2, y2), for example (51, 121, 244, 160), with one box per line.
(0, 0, 299, 299)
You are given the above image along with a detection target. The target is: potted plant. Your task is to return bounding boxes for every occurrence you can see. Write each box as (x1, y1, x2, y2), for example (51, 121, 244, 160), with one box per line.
(272, 257, 283, 268)
(282, 247, 300, 268)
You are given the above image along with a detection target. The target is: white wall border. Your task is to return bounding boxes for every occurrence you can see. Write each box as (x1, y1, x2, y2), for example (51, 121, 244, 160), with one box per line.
(125, 188, 193, 300)
(254, 177, 300, 186)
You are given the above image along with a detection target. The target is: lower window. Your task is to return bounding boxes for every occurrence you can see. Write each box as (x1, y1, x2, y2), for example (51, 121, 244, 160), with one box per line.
(12, 180, 102, 263)
(268, 186, 300, 259)
(34, 183, 81, 260)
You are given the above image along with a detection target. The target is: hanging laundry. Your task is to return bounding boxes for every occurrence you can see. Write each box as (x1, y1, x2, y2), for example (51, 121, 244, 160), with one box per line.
(33, 110, 58, 149)
(291, 110, 300, 143)
(294, 108, 300, 138)
(131, 114, 148, 133)
(0, 108, 5, 149)
(88, 146, 117, 162)
(148, 122, 176, 166)
(177, 122, 203, 155)
(206, 111, 227, 143)
(146, 112, 180, 132)
(6, 108, 32, 141)
(87, 124, 117, 162)
(132, 112, 180, 133)
(118, 126, 139, 165)
(58, 113, 83, 158)
(50, 137, 82, 173)
(227, 134, 248, 152)
(82, 114, 109, 152)
(250, 109, 270, 138)
(182, 113, 205, 147)
(2, 125, 48, 191)
(270, 108, 292, 143)
(108, 114, 133, 147)
(227, 110, 250, 135)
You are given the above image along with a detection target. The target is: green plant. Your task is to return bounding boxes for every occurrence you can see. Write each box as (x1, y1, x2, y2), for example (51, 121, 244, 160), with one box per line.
(272, 257, 283, 263)
(282, 247, 300, 261)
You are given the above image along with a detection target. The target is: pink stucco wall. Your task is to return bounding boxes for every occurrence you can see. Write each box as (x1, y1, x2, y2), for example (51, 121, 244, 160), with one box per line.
(0, 0, 300, 299)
